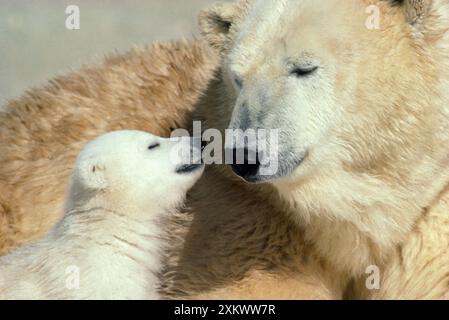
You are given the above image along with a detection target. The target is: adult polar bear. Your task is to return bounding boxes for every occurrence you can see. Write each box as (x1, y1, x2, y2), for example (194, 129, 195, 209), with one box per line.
(196, 0, 449, 299)
(1, 0, 449, 299)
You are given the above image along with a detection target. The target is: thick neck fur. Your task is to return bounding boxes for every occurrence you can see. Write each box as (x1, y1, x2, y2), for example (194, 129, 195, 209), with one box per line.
(0, 194, 169, 300)
(277, 158, 449, 276)
(58, 194, 169, 275)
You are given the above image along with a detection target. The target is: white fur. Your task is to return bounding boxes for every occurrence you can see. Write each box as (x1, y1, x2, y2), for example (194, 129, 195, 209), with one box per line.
(0, 131, 204, 300)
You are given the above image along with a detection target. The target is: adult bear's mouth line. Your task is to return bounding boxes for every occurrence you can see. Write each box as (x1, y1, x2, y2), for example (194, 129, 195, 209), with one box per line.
(275, 151, 309, 179)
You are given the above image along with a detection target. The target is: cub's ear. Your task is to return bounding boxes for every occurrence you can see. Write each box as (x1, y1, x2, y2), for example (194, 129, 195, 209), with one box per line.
(399, 0, 432, 26)
(75, 157, 108, 191)
(199, 2, 243, 50)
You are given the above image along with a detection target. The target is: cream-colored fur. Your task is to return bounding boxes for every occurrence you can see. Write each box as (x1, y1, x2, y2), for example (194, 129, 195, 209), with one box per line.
(198, 0, 449, 297)
(368, 191, 449, 299)
(0, 131, 204, 300)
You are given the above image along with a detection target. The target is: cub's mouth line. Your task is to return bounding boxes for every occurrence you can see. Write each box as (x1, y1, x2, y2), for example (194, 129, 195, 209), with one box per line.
(175, 163, 204, 174)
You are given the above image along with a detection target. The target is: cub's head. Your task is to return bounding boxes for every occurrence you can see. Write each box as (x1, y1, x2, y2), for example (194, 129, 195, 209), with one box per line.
(68, 131, 204, 212)
(200, 0, 449, 196)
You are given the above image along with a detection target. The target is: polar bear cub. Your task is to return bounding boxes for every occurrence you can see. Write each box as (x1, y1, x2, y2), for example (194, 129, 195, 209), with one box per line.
(0, 130, 204, 300)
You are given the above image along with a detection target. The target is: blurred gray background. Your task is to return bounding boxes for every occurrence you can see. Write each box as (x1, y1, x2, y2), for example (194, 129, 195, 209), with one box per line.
(0, 0, 221, 104)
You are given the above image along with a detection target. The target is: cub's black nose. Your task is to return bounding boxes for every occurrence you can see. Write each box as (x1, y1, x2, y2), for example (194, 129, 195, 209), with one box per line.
(229, 148, 261, 182)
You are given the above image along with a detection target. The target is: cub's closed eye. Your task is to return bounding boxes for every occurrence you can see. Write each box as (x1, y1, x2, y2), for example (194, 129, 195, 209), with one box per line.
(148, 143, 160, 150)
(291, 66, 318, 77)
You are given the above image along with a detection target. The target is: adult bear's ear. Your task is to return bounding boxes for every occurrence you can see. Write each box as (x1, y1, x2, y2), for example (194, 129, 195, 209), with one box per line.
(199, 2, 243, 51)
(399, 0, 432, 26)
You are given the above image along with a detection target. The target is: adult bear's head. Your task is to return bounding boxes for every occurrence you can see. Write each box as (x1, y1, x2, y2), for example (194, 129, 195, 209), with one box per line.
(199, 0, 449, 197)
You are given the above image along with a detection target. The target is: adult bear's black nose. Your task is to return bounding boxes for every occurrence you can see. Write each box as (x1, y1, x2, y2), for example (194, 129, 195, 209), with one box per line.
(229, 148, 261, 182)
